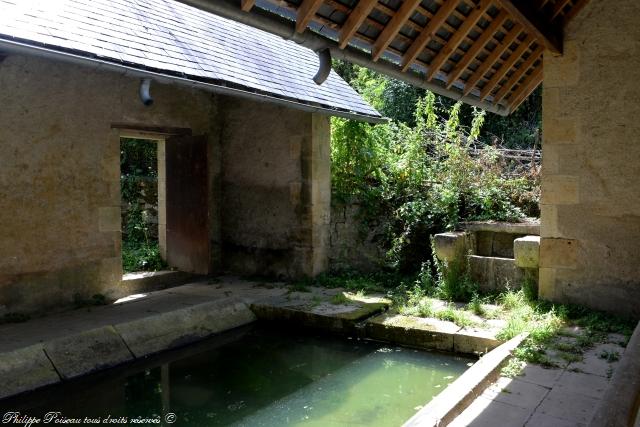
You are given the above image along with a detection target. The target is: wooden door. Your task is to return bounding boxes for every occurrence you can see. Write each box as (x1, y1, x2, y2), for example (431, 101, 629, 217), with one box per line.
(165, 134, 210, 274)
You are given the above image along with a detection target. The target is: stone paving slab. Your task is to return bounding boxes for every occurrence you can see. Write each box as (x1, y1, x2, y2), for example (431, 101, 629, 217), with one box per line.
(481, 377, 548, 410)
(0, 344, 60, 400)
(537, 387, 600, 424)
(525, 412, 585, 427)
(43, 326, 134, 380)
(448, 396, 532, 427)
(449, 325, 629, 427)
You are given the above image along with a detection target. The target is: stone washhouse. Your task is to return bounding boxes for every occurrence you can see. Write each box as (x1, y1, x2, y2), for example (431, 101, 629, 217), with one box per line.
(0, 0, 382, 315)
(1, 0, 639, 324)
(194, 0, 640, 320)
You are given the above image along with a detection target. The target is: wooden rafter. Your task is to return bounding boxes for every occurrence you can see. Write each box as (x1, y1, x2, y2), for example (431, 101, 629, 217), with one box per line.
(339, 0, 378, 49)
(400, 0, 461, 73)
(421, 0, 492, 80)
(230, 0, 588, 113)
(508, 65, 543, 111)
(296, 0, 325, 33)
(241, 0, 255, 12)
(479, 34, 535, 100)
(491, 45, 544, 103)
(446, 10, 509, 89)
(463, 23, 523, 96)
(372, 0, 423, 61)
(494, 0, 562, 54)
(551, 0, 572, 20)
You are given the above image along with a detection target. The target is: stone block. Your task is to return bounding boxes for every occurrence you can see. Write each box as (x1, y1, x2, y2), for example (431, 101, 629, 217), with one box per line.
(514, 236, 540, 268)
(43, 326, 133, 379)
(98, 206, 121, 232)
(433, 232, 470, 262)
(115, 298, 256, 357)
(538, 267, 558, 301)
(454, 328, 501, 355)
(541, 175, 579, 205)
(539, 238, 578, 269)
(0, 344, 60, 399)
(542, 117, 578, 145)
(468, 255, 524, 292)
(366, 313, 458, 352)
(544, 40, 580, 88)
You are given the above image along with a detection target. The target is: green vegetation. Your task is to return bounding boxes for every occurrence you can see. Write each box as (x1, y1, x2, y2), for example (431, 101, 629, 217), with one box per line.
(120, 139, 167, 273)
(331, 64, 539, 273)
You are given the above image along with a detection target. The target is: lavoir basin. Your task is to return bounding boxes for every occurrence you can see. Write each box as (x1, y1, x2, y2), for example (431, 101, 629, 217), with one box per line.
(1, 326, 473, 426)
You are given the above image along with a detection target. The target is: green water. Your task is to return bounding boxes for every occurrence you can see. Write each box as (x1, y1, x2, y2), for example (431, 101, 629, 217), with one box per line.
(3, 327, 472, 426)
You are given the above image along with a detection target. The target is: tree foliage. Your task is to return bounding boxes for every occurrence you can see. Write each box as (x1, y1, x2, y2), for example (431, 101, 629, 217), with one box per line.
(331, 62, 540, 272)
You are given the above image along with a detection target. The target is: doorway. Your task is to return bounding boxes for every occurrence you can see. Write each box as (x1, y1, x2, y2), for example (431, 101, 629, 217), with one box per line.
(120, 137, 167, 273)
(118, 129, 210, 275)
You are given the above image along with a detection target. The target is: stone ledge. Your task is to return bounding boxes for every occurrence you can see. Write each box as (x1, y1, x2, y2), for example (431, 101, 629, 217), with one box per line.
(403, 333, 528, 427)
(115, 298, 257, 358)
(459, 220, 540, 236)
(43, 326, 134, 380)
(119, 270, 198, 296)
(0, 344, 61, 400)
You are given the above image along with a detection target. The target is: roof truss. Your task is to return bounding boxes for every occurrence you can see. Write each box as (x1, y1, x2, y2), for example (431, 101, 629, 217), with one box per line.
(199, 0, 589, 114)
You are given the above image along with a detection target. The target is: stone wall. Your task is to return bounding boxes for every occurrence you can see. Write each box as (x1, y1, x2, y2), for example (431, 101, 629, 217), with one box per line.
(0, 54, 331, 313)
(539, 0, 640, 318)
(329, 203, 386, 273)
(220, 98, 330, 278)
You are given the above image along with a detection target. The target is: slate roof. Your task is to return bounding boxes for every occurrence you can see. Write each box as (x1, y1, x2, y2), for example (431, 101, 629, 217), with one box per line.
(0, 0, 381, 121)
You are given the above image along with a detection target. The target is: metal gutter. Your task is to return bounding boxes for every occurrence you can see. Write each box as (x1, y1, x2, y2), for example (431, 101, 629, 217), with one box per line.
(0, 38, 387, 124)
(179, 0, 510, 116)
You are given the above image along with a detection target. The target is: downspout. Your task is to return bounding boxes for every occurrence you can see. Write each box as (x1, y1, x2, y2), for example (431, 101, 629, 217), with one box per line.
(178, 0, 510, 116)
(139, 78, 154, 106)
(313, 48, 331, 85)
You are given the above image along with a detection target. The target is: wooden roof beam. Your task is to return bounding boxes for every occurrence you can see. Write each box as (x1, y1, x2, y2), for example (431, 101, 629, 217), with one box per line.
(372, 0, 422, 61)
(508, 65, 543, 111)
(494, 0, 562, 54)
(420, 0, 492, 80)
(463, 22, 523, 96)
(339, 0, 379, 49)
(491, 45, 543, 103)
(296, 0, 325, 33)
(446, 9, 509, 89)
(551, 0, 572, 20)
(479, 34, 535, 100)
(241, 0, 255, 12)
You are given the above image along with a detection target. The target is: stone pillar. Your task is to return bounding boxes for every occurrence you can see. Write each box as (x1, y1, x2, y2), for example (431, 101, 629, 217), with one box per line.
(539, 0, 640, 318)
(300, 114, 331, 276)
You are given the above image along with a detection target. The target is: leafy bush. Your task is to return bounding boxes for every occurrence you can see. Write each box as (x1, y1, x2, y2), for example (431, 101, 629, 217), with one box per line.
(331, 91, 539, 273)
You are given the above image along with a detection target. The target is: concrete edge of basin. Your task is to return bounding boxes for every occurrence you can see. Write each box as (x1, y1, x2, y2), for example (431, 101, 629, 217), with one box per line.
(0, 297, 257, 401)
(588, 320, 640, 427)
(402, 333, 528, 427)
(0, 343, 61, 400)
(249, 301, 388, 336)
(365, 313, 502, 356)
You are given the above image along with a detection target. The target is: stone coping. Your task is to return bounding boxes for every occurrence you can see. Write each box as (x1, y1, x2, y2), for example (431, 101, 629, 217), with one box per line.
(119, 270, 199, 296)
(0, 279, 506, 403)
(589, 320, 640, 427)
(403, 333, 528, 427)
(0, 297, 256, 400)
(459, 220, 540, 235)
(366, 313, 502, 355)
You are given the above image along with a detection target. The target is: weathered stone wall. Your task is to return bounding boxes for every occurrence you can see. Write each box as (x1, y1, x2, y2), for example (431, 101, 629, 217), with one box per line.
(0, 54, 332, 313)
(329, 203, 386, 273)
(539, 0, 640, 318)
(220, 98, 331, 278)
(0, 54, 216, 314)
